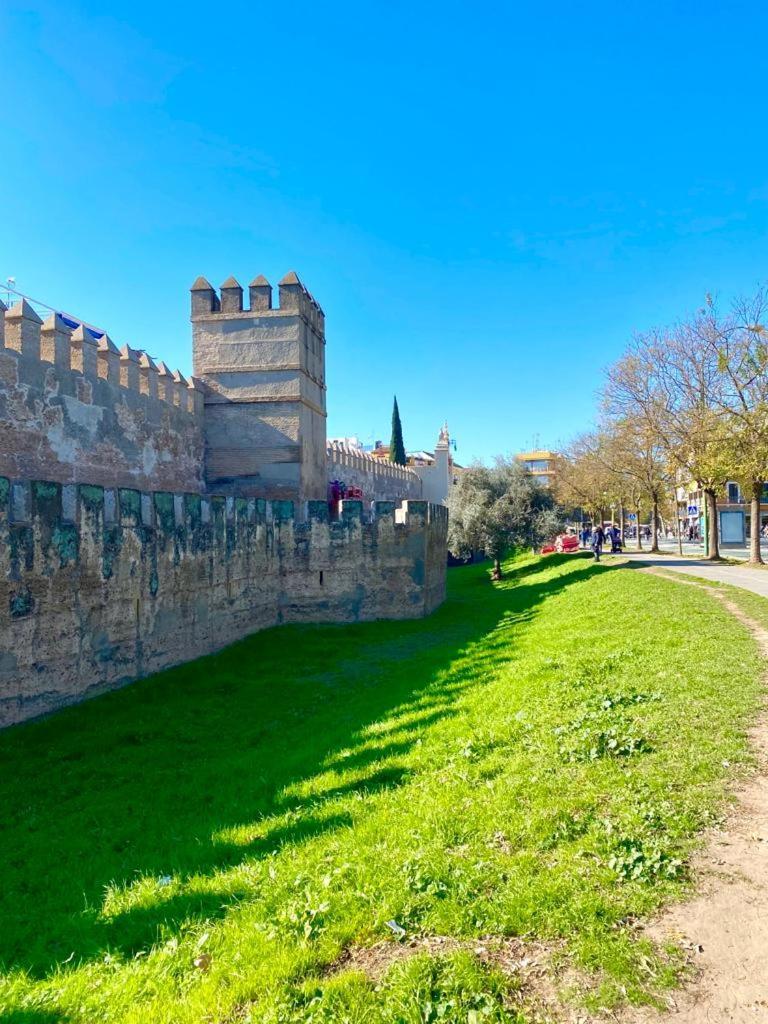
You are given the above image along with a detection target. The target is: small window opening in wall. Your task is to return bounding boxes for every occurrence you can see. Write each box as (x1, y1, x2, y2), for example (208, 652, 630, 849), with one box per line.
(319, 570, 324, 586)
(135, 598, 140, 623)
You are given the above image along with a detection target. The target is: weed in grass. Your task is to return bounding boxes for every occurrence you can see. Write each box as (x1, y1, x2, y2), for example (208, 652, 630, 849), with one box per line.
(605, 837, 684, 884)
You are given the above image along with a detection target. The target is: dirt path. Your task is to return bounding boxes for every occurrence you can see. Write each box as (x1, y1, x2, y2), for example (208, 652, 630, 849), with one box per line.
(624, 571, 768, 1023)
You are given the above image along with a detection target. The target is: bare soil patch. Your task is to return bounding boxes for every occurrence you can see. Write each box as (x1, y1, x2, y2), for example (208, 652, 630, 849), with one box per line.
(327, 934, 569, 1020)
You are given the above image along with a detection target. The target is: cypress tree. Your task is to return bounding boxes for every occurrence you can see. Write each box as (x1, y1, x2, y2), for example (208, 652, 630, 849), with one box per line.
(390, 395, 406, 465)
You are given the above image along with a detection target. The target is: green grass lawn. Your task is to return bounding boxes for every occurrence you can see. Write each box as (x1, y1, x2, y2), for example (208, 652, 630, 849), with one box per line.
(0, 554, 763, 1023)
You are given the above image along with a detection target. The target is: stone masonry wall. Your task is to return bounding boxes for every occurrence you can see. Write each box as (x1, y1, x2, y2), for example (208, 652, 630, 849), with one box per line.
(327, 443, 422, 503)
(0, 477, 448, 728)
(192, 274, 327, 501)
(0, 299, 205, 492)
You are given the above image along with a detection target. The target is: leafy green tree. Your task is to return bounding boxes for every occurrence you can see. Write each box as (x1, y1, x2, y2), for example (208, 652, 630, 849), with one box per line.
(389, 396, 407, 466)
(447, 458, 561, 579)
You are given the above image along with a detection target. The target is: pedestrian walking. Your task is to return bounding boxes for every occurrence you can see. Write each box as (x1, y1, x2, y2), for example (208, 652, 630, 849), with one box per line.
(592, 523, 605, 562)
(610, 524, 622, 553)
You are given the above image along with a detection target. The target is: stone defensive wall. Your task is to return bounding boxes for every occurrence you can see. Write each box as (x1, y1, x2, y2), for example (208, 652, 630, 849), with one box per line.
(0, 476, 448, 727)
(327, 442, 422, 502)
(0, 299, 205, 493)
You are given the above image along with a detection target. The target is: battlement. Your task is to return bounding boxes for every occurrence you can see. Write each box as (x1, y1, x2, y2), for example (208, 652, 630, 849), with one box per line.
(0, 300, 206, 492)
(0, 476, 447, 726)
(190, 272, 325, 335)
(326, 441, 423, 504)
(0, 476, 443, 534)
(0, 300, 205, 417)
(327, 442, 421, 483)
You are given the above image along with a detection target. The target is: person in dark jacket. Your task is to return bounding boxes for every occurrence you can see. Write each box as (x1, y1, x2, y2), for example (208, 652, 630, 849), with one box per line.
(592, 524, 605, 561)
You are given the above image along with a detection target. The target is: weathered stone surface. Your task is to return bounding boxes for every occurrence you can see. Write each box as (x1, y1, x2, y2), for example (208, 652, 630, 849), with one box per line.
(0, 347, 204, 492)
(0, 482, 447, 727)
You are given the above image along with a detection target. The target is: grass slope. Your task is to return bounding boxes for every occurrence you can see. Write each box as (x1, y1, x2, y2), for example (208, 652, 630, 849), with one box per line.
(0, 554, 762, 1023)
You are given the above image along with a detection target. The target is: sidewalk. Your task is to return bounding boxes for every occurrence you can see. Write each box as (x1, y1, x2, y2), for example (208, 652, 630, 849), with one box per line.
(622, 551, 768, 600)
(655, 537, 757, 561)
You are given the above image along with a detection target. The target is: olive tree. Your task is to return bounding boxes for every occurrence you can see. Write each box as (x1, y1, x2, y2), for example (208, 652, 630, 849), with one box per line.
(447, 458, 561, 580)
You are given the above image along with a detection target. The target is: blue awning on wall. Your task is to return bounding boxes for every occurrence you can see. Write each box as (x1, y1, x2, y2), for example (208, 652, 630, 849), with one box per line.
(59, 313, 103, 339)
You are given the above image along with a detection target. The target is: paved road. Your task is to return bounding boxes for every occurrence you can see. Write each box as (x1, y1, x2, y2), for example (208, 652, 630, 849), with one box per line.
(621, 551, 768, 600)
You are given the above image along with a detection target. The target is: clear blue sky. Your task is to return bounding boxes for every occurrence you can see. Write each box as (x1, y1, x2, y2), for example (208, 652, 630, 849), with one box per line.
(2, 1, 768, 464)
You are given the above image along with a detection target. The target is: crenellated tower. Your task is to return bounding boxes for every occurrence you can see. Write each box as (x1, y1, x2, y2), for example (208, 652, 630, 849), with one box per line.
(191, 272, 327, 500)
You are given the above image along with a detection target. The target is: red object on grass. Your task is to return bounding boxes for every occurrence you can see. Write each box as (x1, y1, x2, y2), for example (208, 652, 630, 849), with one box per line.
(542, 534, 579, 555)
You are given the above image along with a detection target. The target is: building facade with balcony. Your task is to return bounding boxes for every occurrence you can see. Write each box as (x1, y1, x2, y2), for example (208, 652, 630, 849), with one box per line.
(515, 450, 557, 487)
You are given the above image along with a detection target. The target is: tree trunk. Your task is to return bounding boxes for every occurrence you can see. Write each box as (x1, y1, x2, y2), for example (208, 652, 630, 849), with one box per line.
(619, 501, 625, 542)
(492, 557, 502, 580)
(676, 496, 683, 556)
(636, 504, 642, 550)
(749, 481, 764, 565)
(650, 497, 659, 553)
(704, 488, 720, 560)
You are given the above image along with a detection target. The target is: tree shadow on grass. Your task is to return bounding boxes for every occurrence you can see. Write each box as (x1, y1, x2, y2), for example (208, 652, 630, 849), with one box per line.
(0, 554, 610, 979)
